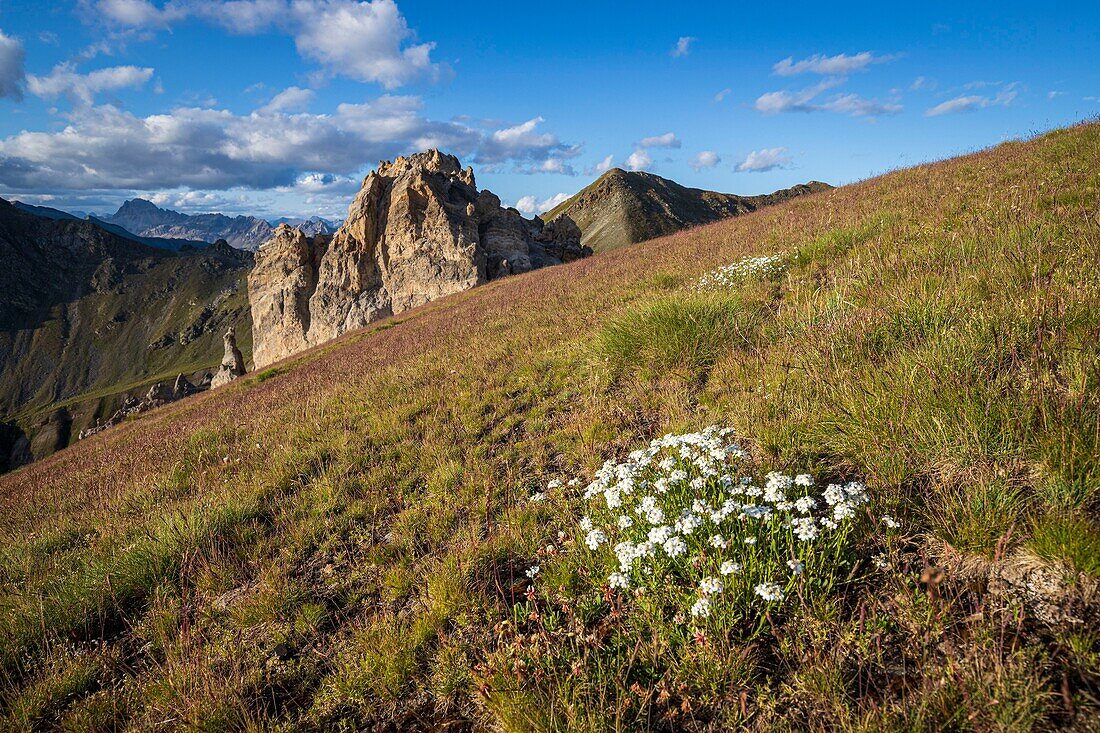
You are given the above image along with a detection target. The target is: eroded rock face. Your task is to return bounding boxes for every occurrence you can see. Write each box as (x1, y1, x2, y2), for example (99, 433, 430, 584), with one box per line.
(211, 327, 246, 388)
(249, 150, 590, 368)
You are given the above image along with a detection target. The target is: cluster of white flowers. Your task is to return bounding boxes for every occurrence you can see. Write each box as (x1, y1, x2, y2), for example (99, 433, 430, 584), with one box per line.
(570, 426, 871, 623)
(695, 254, 787, 290)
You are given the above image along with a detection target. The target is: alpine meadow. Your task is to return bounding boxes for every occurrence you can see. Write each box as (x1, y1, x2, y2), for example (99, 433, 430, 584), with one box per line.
(1, 2, 1099, 731)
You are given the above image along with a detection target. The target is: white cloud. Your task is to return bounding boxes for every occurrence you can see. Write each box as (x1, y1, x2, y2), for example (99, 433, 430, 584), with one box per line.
(638, 132, 681, 149)
(93, 0, 440, 89)
(713, 87, 731, 103)
(754, 77, 843, 113)
(671, 36, 695, 58)
(755, 77, 900, 117)
(285, 0, 439, 89)
(260, 86, 314, 113)
(910, 76, 932, 91)
(773, 51, 893, 76)
(625, 149, 652, 171)
(1048, 90, 1064, 100)
(513, 191, 571, 215)
(477, 116, 581, 172)
(819, 93, 902, 117)
(0, 97, 579, 193)
(737, 147, 791, 172)
(0, 30, 25, 101)
(689, 150, 720, 170)
(593, 154, 614, 173)
(27, 63, 154, 105)
(96, 0, 185, 28)
(924, 84, 1018, 116)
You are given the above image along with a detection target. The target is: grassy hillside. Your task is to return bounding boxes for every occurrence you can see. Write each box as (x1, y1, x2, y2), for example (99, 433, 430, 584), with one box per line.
(1, 123, 1099, 731)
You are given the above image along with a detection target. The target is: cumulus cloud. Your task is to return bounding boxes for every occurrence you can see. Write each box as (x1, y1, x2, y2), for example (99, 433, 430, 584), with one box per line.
(27, 63, 154, 105)
(755, 77, 900, 117)
(93, 0, 440, 88)
(773, 51, 893, 76)
(638, 132, 681, 149)
(671, 36, 695, 58)
(689, 150, 720, 170)
(0, 30, 26, 101)
(259, 85, 314, 113)
(96, 0, 186, 28)
(0, 97, 579, 193)
(624, 149, 652, 171)
(924, 84, 1018, 116)
(477, 116, 582, 173)
(513, 191, 571, 215)
(736, 147, 791, 172)
(592, 154, 614, 173)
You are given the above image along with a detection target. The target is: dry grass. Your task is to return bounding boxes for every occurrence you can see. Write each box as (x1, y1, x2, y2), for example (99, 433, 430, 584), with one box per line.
(1, 122, 1099, 730)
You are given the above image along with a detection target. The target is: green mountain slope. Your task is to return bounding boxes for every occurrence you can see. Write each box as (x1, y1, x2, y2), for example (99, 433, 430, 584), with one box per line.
(0, 198, 254, 466)
(1, 124, 1098, 730)
(544, 167, 830, 253)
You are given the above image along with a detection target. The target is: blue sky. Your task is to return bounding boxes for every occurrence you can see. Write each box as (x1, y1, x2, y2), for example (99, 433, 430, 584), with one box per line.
(0, 0, 1097, 220)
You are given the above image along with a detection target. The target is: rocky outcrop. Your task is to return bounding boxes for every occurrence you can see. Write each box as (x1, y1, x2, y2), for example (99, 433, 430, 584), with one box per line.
(79, 374, 202, 440)
(211, 327, 246, 387)
(249, 150, 590, 368)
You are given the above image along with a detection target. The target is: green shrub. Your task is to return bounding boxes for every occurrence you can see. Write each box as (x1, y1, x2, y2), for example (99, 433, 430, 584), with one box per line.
(1029, 513, 1100, 577)
(595, 293, 757, 380)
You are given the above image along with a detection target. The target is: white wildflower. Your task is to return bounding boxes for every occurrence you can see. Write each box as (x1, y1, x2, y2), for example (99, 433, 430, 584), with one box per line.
(709, 534, 729, 549)
(690, 596, 711, 618)
(618, 515, 634, 529)
(609, 572, 630, 589)
(787, 559, 804, 576)
(881, 515, 899, 529)
(720, 560, 741, 575)
(794, 496, 817, 514)
(822, 484, 845, 506)
(525, 565, 540, 579)
(663, 536, 687, 557)
(699, 577, 723, 595)
(585, 529, 607, 550)
(754, 582, 785, 602)
(791, 516, 820, 542)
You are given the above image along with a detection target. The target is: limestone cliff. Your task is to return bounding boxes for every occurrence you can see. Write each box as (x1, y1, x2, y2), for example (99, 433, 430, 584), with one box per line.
(249, 150, 590, 368)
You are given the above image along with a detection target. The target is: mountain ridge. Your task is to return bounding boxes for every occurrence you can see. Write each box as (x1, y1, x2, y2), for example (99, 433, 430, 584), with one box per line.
(104, 198, 275, 251)
(545, 167, 831, 253)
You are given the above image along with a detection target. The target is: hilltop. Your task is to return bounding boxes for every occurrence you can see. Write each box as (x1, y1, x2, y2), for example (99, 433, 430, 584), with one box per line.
(0, 124, 1098, 730)
(544, 167, 830, 253)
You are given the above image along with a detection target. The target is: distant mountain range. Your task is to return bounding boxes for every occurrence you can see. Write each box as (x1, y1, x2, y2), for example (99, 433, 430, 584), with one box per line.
(12, 201, 209, 251)
(269, 216, 342, 237)
(14, 198, 342, 251)
(0, 196, 253, 469)
(544, 168, 831, 253)
(103, 198, 277, 251)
